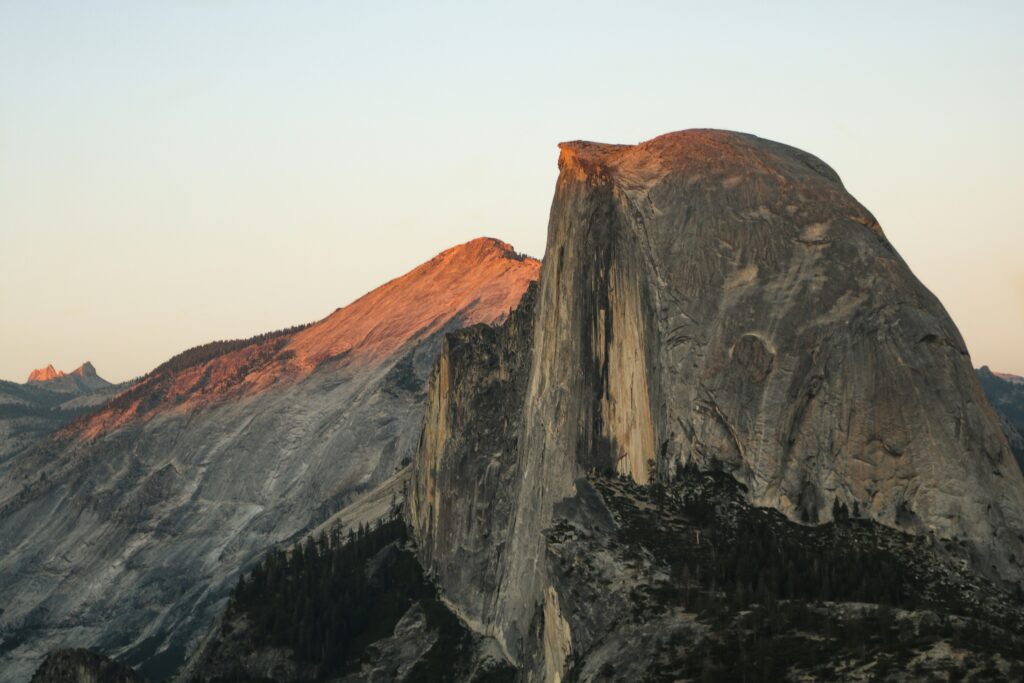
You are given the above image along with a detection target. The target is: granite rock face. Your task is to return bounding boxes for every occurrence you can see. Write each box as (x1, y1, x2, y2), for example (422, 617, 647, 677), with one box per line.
(0, 239, 538, 683)
(408, 284, 537, 654)
(409, 130, 1024, 677)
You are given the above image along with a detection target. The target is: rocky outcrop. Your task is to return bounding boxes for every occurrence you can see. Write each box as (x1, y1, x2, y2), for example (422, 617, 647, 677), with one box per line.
(29, 649, 144, 683)
(409, 130, 1024, 678)
(23, 363, 110, 394)
(27, 365, 64, 383)
(0, 239, 538, 683)
(69, 362, 95, 378)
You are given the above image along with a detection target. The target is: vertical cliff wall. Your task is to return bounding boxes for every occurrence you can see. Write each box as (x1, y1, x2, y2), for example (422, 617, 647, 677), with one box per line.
(409, 130, 1024, 678)
(408, 284, 537, 647)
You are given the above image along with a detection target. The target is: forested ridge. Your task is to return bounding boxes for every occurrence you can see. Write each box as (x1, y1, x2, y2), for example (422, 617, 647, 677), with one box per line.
(570, 467, 1024, 682)
(67, 323, 311, 426)
(224, 516, 427, 678)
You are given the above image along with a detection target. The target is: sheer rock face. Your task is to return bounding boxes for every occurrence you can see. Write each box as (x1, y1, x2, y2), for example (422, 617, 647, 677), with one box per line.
(409, 130, 1024, 674)
(0, 239, 538, 683)
(408, 285, 537, 652)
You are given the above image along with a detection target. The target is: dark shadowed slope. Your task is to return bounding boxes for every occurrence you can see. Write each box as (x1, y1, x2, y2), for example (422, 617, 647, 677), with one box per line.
(978, 366, 1024, 470)
(29, 649, 145, 683)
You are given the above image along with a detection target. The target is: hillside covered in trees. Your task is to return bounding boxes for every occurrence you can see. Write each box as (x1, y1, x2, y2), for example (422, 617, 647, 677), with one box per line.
(185, 515, 514, 682)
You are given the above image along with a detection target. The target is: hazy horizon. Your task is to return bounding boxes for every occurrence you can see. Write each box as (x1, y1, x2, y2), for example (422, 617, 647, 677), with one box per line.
(3, 1, 1023, 383)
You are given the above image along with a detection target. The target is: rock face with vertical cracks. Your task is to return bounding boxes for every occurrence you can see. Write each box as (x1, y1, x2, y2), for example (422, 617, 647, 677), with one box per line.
(408, 130, 1024, 677)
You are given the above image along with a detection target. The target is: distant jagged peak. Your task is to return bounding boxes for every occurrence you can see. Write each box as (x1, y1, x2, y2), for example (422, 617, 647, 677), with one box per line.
(70, 361, 98, 378)
(24, 361, 110, 395)
(27, 364, 65, 383)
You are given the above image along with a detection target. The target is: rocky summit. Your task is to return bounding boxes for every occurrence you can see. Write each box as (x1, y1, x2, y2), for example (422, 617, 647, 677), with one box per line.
(15, 131, 1024, 683)
(407, 130, 1024, 679)
(0, 239, 538, 682)
(26, 365, 64, 383)
(24, 362, 110, 394)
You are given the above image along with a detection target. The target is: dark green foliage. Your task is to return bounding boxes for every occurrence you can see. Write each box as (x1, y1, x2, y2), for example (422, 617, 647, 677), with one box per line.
(400, 598, 474, 682)
(228, 516, 430, 679)
(196, 516, 513, 682)
(151, 324, 311, 377)
(580, 469, 1024, 683)
(606, 470, 911, 613)
(31, 648, 146, 683)
(0, 401, 96, 425)
(666, 602, 1024, 683)
(382, 351, 425, 396)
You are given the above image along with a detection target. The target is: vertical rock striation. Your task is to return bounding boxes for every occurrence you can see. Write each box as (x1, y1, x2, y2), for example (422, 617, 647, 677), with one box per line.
(409, 130, 1024, 679)
(408, 284, 537, 652)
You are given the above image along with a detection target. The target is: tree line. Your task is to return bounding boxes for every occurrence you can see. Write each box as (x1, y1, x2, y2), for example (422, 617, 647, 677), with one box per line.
(228, 515, 429, 678)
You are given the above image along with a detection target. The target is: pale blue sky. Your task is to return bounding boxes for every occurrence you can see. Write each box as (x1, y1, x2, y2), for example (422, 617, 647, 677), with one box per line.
(2, 1, 1022, 381)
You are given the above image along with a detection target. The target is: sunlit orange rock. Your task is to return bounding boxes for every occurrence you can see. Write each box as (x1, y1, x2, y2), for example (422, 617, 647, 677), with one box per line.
(27, 364, 65, 383)
(65, 237, 540, 440)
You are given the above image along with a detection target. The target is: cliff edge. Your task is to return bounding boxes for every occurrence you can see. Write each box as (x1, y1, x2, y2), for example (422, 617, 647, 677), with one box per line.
(409, 130, 1024, 674)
